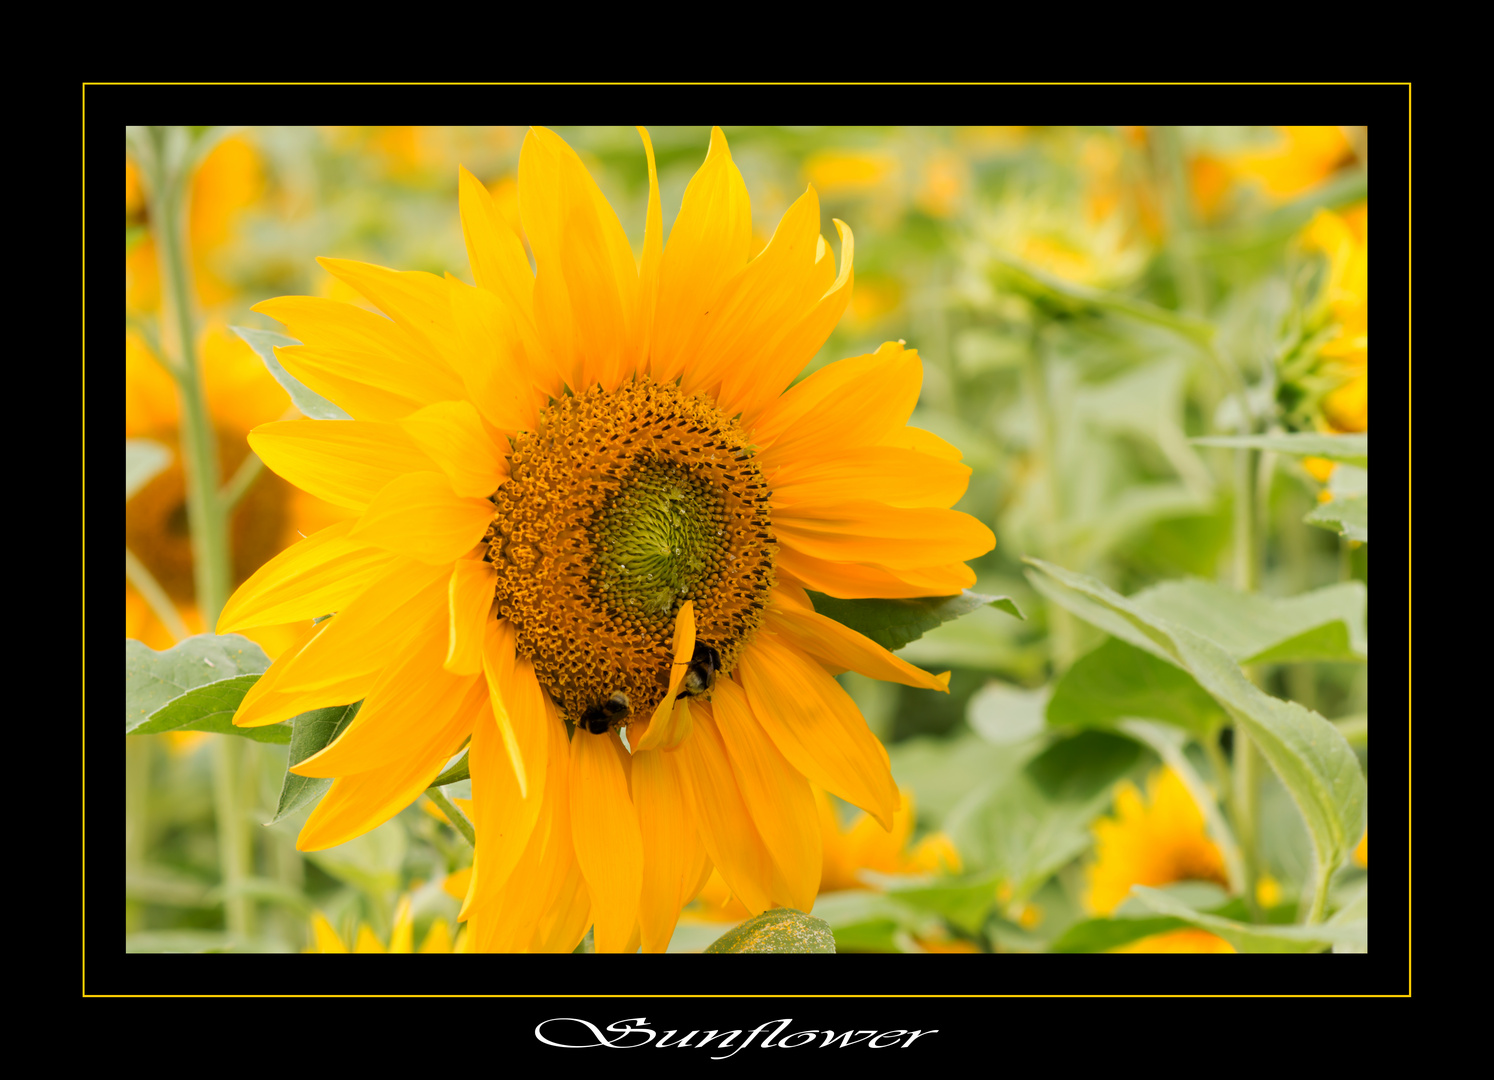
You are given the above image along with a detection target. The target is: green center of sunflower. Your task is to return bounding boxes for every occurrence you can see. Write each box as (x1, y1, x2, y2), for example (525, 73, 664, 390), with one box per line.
(484, 378, 775, 728)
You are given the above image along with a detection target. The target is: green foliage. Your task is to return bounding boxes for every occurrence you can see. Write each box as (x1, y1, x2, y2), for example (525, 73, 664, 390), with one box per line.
(270, 703, 361, 824)
(1131, 579, 1367, 663)
(1024, 559, 1367, 891)
(1192, 432, 1367, 467)
(1132, 885, 1365, 953)
(1049, 638, 1227, 738)
(125, 636, 288, 744)
(230, 325, 351, 420)
(807, 590, 1023, 652)
(704, 909, 836, 953)
(1307, 495, 1368, 542)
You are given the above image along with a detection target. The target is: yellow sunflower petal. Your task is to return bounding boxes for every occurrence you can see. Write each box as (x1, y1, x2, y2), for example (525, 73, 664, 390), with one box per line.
(775, 502, 995, 570)
(649, 126, 752, 385)
(633, 745, 709, 953)
(633, 600, 695, 752)
(719, 217, 855, 425)
(296, 678, 483, 851)
(768, 444, 971, 511)
(446, 273, 558, 428)
(353, 925, 385, 953)
(248, 419, 438, 513)
(709, 678, 821, 912)
(388, 896, 414, 953)
(445, 557, 496, 676)
(773, 548, 977, 599)
(316, 256, 467, 377)
(274, 345, 431, 422)
(457, 164, 543, 346)
(674, 700, 774, 914)
(880, 424, 964, 460)
(217, 521, 399, 634)
(479, 619, 534, 799)
(419, 918, 454, 953)
(736, 634, 897, 829)
(398, 400, 508, 498)
(753, 341, 921, 462)
(569, 729, 644, 953)
(765, 605, 949, 692)
(634, 127, 663, 379)
(309, 912, 347, 953)
(349, 471, 495, 565)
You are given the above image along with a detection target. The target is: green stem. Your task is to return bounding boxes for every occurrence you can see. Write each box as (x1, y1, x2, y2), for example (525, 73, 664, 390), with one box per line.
(125, 737, 151, 935)
(1024, 315, 1076, 673)
(211, 736, 254, 939)
(1232, 728, 1262, 921)
(219, 451, 263, 513)
(1303, 862, 1332, 925)
(124, 547, 189, 642)
(427, 788, 476, 848)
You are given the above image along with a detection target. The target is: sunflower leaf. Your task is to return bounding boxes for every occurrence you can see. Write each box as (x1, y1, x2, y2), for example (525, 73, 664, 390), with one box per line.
(1306, 495, 1368, 542)
(1130, 885, 1365, 953)
(1049, 916, 1190, 953)
(702, 908, 836, 953)
(1191, 432, 1367, 467)
(125, 439, 172, 501)
(126, 636, 288, 744)
(1023, 559, 1367, 893)
(806, 590, 1024, 653)
(269, 702, 362, 824)
(428, 748, 470, 789)
(1129, 579, 1367, 663)
(230, 325, 352, 421)
(1048, 638, 1227, 738)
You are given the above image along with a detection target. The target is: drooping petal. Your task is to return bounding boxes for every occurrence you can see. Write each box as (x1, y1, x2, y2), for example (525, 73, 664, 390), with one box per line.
(634, 127, 663, 379)
(569, 729, 644, 952)
(217, 521, 401, 633)
(398, 400, 508, 498)
(768, 444, 970, 511)
(248, 419, 438, 513)
(649, 126, 752, 384)
(774, 502, 995, 571)
(633, 745, 709, 953)
(296, 677, 485, 851)
(349, 471, 494, 564)
(735, 633, 897, 829)
(445, 557, 495, 676)
(709, 679, 821, 913)
(718, 218, 855, 425)
(674, 700, 774, 913)
(480, 619, 533, 798)
(633, 600, 695, 752)
(752, 341, 922, 464)
(765, 605, 949, 692)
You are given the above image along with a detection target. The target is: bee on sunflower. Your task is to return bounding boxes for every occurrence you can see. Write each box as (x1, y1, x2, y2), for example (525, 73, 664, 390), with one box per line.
(221, 126, 994, 952)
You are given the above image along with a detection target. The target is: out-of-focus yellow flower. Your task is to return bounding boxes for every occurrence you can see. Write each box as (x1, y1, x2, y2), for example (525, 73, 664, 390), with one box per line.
(977, 191, 1150, 290)
(915, 149, 969, 219)
(1192, 126, 1356, 221)
(818, 785, 961, 892)
(1255, 873, 1284, 909)
(804, 149, 897, 195)
(1354, 830, 1367, 869)
(126, 135, 263, 312)
(1305, 203, 1368, 433)
(1086, 766, 1229, 918)
(124, 326, 351, 655)
(307, 895, 465, 953)
(1111, 929, 1236, 954)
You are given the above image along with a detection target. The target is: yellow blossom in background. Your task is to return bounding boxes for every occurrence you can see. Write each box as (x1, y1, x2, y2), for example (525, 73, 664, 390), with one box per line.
(1111, 929, 1236, 954)
(307, 895, 464, 953)
(817, 785, 960, 892)
(1304, 203, 1368, 434)
(1354, 830, 1368, 869)
(977, 190, 1149, 290)
(1086, 766, 1229, 921)
(1255, 873, 1284, 909)
(219, 125, 992, 954)
(124, 326, 350, 655)
(1191, 126, 1357, 221)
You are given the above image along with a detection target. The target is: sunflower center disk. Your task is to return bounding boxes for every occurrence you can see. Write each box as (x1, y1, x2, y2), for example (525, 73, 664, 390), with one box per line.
(485, 379, 776, 728)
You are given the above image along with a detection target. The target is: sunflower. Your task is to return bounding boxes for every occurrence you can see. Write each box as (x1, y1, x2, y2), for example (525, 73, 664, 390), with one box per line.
(1086, 766, 1233, 952)
(221, 126, 994, 953)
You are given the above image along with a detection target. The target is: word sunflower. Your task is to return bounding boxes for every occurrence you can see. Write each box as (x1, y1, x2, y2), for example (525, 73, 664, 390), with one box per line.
(221, 127, 994, 952)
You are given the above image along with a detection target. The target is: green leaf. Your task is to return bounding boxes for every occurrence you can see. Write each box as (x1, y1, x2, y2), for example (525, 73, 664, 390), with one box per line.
(807, 891, 909, 953)
(1328, 883, 1368, 954)
(703, 908, 836, 953)
(230, 325, 352, 421)
(126, 636, 284, 743)
(1048, 638, 1227, 738)
(125, 439, 172, 500)
(876, 869, 1003, 935)
(270, 702, 362, 824)
(1130, 579, 1367, 663)
(1131, 885, 1365, 953)
(944, 730, 1140, 898)
(1191, 432, 1367, 467)
(303, 819, 407, 897)
(1050, 916, 1188, 953)
(428, 747, 470, 788)
(1306, 495, 1367, 543)
(1023, 559, 1367, 891)
(806, 589, 1023, 653)
(967, 680, 1049, 745)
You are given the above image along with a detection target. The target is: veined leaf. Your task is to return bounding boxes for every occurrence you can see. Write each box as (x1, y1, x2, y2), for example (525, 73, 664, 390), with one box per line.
(126, 636, 286, 744)
(1132, 885, 1365, 953)
(270, 702, 362, 823)
(1307, 495, 1368, 543)
(126, 439, 172, 501)
(1130, 579, 1367, 663)
(1191, 432, 1367, 467)
(703, 908, 836, 953)
(1023, 559, 1367, 893)
(807, 590, 1023, 653)
(230, 325, 351, 421)
(1048, 638, 1227, 738)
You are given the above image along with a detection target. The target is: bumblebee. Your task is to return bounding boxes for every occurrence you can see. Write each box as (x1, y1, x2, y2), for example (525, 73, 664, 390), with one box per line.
(579, 691, 630, 735)
(677, 642, 722, 699)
